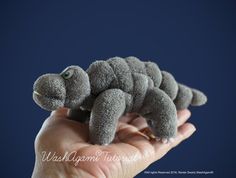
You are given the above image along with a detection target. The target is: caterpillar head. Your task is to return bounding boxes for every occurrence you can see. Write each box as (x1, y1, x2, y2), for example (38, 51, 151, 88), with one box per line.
(33, 66, 90, 111)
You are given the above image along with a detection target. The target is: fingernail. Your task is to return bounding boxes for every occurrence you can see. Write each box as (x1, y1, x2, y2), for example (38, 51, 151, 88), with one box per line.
(161, 138, 168, 144)
(189, 125, 196, 135)
(50, 111, 56, 116)
(169, 138, 175, 143)
(184, 110, 191, 118)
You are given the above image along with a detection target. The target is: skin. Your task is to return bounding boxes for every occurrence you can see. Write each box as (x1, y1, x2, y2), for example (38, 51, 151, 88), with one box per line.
(32, 108, 196, 178)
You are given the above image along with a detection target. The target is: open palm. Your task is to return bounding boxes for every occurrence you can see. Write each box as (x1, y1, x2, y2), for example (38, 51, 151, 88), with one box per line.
(32, 108, 195, 178)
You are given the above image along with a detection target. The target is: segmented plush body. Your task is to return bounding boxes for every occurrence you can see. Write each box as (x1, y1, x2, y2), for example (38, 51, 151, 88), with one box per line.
(87, 56, 181, 112)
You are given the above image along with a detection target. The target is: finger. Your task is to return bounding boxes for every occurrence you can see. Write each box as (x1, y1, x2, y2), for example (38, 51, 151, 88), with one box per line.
(116, 122, 150, 141)
(177, 109, 191, 127)
(151, 123, 196, 161)
(129, 116, 148, 130)
(50, 107, 68, 118)
(171, 123, 196, 148)
(139, 127, 156, 139)
(119, 113, 140, 123)
(121, 109, 191, 139)
(130, 110, 191, 138)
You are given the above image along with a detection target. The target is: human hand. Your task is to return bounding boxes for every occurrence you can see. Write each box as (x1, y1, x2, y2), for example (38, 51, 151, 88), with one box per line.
(32, 108, 195, 178)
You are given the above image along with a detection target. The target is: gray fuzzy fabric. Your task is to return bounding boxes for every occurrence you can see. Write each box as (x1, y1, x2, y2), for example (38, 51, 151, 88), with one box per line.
(191, 88, 207, 106)
(68, 108, 90, 123)
(140, 88, 177, 138)
(89, 89, 126, 145)
(33, 74, 66, 111)
(160, 71, 178, 100)
(174, 84, 193, 110)
(33, 56, 207, 145)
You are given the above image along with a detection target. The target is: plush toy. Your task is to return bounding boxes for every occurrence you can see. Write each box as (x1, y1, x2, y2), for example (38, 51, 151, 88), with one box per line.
(33, 56, 207, 145)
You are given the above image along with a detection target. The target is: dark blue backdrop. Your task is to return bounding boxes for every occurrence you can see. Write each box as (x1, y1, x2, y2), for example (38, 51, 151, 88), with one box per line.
(1, 0, 235, 177)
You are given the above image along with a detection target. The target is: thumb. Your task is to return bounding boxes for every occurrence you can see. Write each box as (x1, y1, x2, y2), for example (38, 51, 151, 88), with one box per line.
(50, 107, 68, 118)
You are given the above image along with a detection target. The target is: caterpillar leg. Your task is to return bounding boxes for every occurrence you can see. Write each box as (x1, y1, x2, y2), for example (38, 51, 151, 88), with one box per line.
(140, 87, 177, 142)
(67, 108, 90, 123)
(89, 89, 126, 145)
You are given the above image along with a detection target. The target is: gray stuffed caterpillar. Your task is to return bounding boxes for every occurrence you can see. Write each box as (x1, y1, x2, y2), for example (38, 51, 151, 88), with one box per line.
(33, 56, 207, 145)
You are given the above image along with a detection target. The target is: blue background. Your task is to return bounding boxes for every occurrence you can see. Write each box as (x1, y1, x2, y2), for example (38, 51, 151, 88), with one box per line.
(1, 0, 235, 177)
